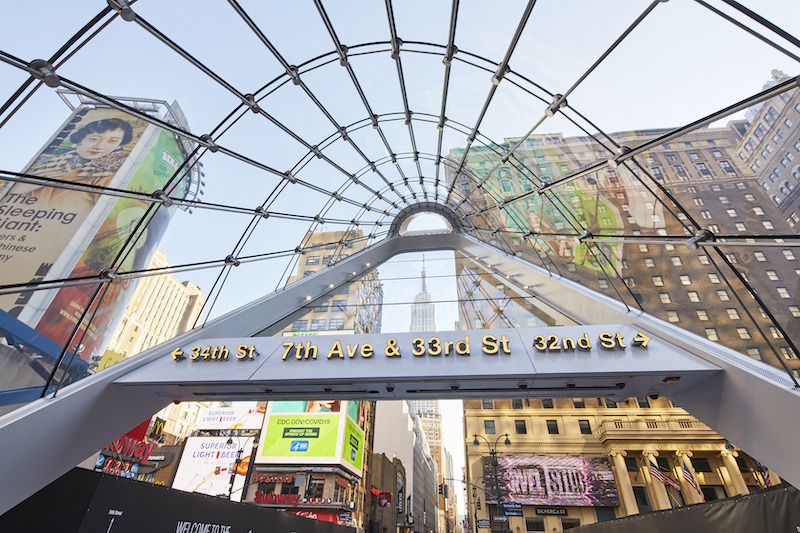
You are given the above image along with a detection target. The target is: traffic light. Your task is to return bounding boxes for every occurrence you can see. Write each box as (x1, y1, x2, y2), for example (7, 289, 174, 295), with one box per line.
(438, 483, 443, 495)
(476, 498, 481, 510)
(443, 484, 449, 498)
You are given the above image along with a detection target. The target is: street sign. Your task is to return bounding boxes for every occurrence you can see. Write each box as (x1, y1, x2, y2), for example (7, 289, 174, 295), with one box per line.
(504, 510, 523, 517)
(493, 516, 509, 522)
(502, 502, 522, 509)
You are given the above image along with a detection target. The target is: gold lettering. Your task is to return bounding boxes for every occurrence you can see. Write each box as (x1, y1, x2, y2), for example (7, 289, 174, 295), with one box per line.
(577, 334, 591, 351)
(295, 342, 304, 360)
(456, 337, 470, 355)
(384, 338, 400, 357)
(238, 345, 251, 359)
(304, 341, 317, 359)
(190, 346, 201, 360)
(210, 346, 219, 360)
(482, 335, 498, 355)
(248, 345, 256, 359)
(615, 333, 627, 348)
(533, 335, 547, 352)
(428, 337, 442, 356)
(200, 346, 211, 359)
(548, 335, 561, 351)
(562, 337, 576, 351)
(412, 338, 425, 356)
(499, 335, 511, 354)
(328, 340, 344, 359)
(599, 332, 615, 350)
(444, 341, 454, 355)
(361, 344, 374, 358)
(218, 346, 229, 359)
(346, 344, 358, 358)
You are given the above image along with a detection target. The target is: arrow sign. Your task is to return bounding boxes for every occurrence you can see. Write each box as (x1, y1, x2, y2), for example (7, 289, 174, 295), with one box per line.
(170, 347, 185, 361)
(632, 332, 650, 348)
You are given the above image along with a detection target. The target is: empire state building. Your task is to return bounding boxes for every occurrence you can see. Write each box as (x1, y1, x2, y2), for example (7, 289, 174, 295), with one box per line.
(409, 256, 437, 332)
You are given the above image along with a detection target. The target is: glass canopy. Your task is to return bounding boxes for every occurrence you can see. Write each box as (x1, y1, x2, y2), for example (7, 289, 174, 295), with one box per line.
(0, 0, 799, 411)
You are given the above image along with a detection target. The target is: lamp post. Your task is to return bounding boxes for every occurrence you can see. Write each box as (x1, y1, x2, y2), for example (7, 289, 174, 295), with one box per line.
(473, 434, 511, 533)
(226, 434, 259, 501)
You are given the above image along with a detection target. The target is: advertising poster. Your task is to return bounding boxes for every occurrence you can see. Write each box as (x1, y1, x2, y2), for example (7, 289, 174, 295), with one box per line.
(482, 455, 619, 507)
(0, 107, 149, 317)
(172, 436, 255, 502)
(197, 406, 265, 431)
(33, 127, 189, 364)
(256, 401, 365, 476)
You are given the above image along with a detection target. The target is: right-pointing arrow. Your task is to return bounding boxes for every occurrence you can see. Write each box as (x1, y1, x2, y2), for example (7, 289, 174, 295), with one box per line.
(632, 332, 650, 348)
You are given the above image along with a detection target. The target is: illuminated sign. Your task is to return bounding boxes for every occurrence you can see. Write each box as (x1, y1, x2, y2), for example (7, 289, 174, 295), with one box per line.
(482, 455, 619, 507)
(255, 401, 365, 476)
(171, 436, 255, 502)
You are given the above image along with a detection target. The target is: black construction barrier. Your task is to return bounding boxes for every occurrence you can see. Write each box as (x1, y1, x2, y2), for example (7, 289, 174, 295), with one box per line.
(0, 467, 356, 533)
(573, 484, 800, 533)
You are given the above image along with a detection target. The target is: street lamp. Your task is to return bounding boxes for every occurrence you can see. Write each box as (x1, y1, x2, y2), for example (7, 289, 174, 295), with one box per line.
(227, 434, 259, 500)
(473, 434, 511, 532)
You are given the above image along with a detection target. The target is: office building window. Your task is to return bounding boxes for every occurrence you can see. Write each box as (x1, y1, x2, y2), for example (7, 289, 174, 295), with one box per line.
(671, 257, 683, 266)
(696, 310, 709, 321)
(306, 256, 320, 265)
(726, 308, 740, 320)
(309, 319, 327, 330)
(542, 399, 554, 409)
(652, 276, 664, 287)
(484, 420, 496, 434)
(686, 291, 700, 302)
(783, 250, 796, 260)
(698, 254, 710, 265)
(482, 399, 494, 409)
(578, 420, 592, 435)
(573, 398, 585, 408)
(546, 420, 559, 434)
(515, 420, 527, 434)
(777, 287, 791, 299)
(747, 348, 762, 360)
(512, 399, 524, 409)
(659, 293, 671, 303)
(666, 311, 679, 322)
(708, 273, 720, 284)
(637, 397, 650, 408)
(679, 275, 692, 285)
(736, 327, 752, 340)
(705, 328, 720, 341)
(789, 305, 800, 318)
(328, 317, 346, 329)
(292, 320, 308, 331)
(754, 251, 767, 262)
(526, 518, 545, 532)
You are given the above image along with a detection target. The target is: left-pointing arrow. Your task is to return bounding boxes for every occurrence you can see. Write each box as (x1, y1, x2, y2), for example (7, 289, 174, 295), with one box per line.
(632, 332, 650, 348)
(171, 347, 185, 360)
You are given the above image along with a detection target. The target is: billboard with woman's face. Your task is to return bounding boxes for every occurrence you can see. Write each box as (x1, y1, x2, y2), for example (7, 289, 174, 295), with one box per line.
(0, 105, 189, 367)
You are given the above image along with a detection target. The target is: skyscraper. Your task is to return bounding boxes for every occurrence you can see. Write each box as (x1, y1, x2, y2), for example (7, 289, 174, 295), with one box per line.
(410, 256, 437, 332)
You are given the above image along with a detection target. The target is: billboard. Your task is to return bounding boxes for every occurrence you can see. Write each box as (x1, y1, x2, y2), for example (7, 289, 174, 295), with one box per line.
(196, 406, 265, 430)
(482, 455, 619, 507)
(256, 401, 365, 477)
(171, 436, 256, 502)
(0, 105, 190, 366)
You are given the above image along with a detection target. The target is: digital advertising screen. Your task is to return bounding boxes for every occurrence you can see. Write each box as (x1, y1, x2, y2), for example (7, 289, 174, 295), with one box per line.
(482, 455, 619, 507)
(256, 401, 365, 476)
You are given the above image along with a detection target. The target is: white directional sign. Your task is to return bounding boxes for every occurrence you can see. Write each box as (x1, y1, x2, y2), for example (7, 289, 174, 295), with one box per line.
(117, 325, 720, 402)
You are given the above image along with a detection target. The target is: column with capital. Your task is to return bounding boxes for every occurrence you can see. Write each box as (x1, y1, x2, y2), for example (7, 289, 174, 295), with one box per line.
(718, 450, 749, 496)
(641, 451, 670, 510)
(675, 452, 703, 505)
(609, 451, 639, 517)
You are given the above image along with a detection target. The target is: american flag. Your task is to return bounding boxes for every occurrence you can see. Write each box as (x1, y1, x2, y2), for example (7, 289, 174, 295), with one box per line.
(682, 463, 705, 501)
(755, 461, 771, 487)
(649, 460, 681, 490)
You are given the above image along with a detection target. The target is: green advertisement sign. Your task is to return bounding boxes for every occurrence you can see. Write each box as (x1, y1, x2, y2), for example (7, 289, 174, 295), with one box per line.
(342, 416, 364, 473)
(259, 413, 340, 459)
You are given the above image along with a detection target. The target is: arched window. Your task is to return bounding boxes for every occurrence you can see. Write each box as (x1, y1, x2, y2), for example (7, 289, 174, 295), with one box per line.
(786, 181, 796, 192)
